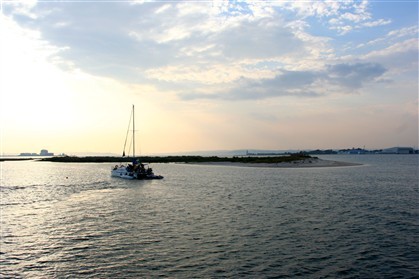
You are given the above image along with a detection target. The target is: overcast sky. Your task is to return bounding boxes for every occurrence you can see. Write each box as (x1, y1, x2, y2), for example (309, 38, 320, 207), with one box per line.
(1, 0, 418, 155)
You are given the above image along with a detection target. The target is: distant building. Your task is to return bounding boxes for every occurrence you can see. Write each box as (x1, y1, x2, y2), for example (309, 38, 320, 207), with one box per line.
(19, 152, 38, 156)
(40, 149, 54, 156)
(381, 147, 414, 154)
(338, 148, 367, 155)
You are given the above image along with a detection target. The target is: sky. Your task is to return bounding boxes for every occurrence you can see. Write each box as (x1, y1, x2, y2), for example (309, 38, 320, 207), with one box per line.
(1, 0, 418, 155)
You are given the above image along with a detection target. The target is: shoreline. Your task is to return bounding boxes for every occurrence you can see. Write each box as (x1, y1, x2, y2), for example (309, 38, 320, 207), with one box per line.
(0, 156, 362, 168)
(187, 158, 362, 168)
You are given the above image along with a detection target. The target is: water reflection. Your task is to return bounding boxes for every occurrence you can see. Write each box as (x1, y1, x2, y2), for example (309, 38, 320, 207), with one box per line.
(1, 156, 418, 278)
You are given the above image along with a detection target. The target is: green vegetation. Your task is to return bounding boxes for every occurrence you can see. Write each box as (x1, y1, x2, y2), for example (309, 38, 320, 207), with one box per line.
(39, 153, 314, 164)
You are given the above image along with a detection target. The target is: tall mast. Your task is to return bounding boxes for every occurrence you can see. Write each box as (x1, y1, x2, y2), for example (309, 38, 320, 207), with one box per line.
(132, 104, 135, 158)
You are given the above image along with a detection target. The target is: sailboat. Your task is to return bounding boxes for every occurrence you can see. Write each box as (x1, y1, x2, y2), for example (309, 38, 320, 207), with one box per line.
(111, 105, 163, 180)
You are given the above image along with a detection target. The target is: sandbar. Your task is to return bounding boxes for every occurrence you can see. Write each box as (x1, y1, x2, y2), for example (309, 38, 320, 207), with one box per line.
(188, 158, 362, 168)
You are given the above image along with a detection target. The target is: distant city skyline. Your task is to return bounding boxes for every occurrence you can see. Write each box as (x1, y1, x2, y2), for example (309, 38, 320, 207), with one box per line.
(18, 149, 54, 156)
(7, 146, 418, 158)
(1, 1, 418, 154)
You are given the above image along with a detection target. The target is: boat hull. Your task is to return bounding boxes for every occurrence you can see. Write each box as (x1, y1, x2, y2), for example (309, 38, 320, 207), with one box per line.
(111, 167, 163, 180)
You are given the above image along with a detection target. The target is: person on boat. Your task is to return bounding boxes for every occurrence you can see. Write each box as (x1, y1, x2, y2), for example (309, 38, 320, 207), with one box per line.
(126, 163, 135, 172)
(139, 163, 145, 173)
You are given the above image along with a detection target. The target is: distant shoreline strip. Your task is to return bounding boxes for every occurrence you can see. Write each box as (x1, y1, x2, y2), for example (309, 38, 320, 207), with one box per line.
(0, 156, 361, 168)
(186, 159, 362, 168)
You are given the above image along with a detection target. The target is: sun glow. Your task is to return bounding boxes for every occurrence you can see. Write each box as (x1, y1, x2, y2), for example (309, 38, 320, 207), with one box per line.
(1, 15, 138, 154)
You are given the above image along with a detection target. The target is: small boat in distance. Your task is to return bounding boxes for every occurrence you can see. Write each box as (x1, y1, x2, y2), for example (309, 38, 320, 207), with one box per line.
(111, 105, 163, 180)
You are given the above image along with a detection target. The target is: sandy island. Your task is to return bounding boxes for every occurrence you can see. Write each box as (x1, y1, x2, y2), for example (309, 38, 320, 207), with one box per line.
(1, 155, 362, 168)
(188, 158, 362, 168)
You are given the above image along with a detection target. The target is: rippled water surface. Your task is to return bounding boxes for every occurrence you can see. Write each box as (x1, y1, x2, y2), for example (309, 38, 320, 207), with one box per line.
(1, 155, 418, 278)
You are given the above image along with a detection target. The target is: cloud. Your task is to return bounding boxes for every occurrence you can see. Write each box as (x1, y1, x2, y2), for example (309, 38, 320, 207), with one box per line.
(1, 1, 304, 83)
(179, 62, 387, 101)
(3, 0, 38, 19)
(364, 38, 418, 59)
(0, 1, 405, 102)
(360, 26, 418, 49)
(361, 38, 418, 77)
(353, 27, 417, 76)
(213, 20, 302, 60)
(3, 2, 180, 78)
(388, 26, 419, 38)
(273, 0, 390, 34)
(2, 0, 389, 88)
(326, 63, 387, 89)
(362, 18, 391, 27)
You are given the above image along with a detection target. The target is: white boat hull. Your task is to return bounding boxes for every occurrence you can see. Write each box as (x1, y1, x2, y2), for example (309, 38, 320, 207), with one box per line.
(111, 168, 136, 180)
(111, 166, 163, 180)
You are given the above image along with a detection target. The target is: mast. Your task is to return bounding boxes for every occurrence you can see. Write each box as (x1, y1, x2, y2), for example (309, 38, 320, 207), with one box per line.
(132, 104, 135, 158)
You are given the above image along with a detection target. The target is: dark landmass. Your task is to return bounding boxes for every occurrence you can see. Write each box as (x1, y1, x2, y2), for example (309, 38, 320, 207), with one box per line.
(39, 153, 314, 164)
(249, 148, 418, 155)
(247, 150, 339, 156)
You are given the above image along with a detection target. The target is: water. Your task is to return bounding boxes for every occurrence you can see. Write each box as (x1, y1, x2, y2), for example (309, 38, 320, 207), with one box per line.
(1, 155, 418, 278)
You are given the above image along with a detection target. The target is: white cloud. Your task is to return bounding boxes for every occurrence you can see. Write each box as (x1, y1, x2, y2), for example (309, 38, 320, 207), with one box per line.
(4, 0, 38, 19)
(357, 25, 418, 49)
(340, 12, 368, 23)
(129, 0, 146, 5)
(388, 25, 419, 39)
(178, 62, 388, 101)
(362, 38, 418, 77)
(364, 38, 418, 59)
(154, 3, 171, 14)
(362, 18, 391, 27)
(145, 63, 275, 84)
(276, 0, 390, 35)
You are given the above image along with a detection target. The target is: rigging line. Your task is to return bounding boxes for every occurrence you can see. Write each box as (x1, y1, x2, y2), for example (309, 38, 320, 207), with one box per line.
(133, 104, 135, 158)
(122, 106, 133, 156)
(128, 138, 133, 158)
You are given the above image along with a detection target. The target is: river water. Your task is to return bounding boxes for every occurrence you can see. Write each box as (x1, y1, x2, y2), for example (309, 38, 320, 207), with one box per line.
(1, 155, 418, 278)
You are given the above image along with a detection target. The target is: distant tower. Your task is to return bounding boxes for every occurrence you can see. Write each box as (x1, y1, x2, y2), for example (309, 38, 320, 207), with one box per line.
(40, 149, 54, 156)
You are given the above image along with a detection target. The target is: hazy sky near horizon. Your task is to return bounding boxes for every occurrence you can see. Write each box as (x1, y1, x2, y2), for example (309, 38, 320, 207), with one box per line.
(1, 0, 418, 155)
